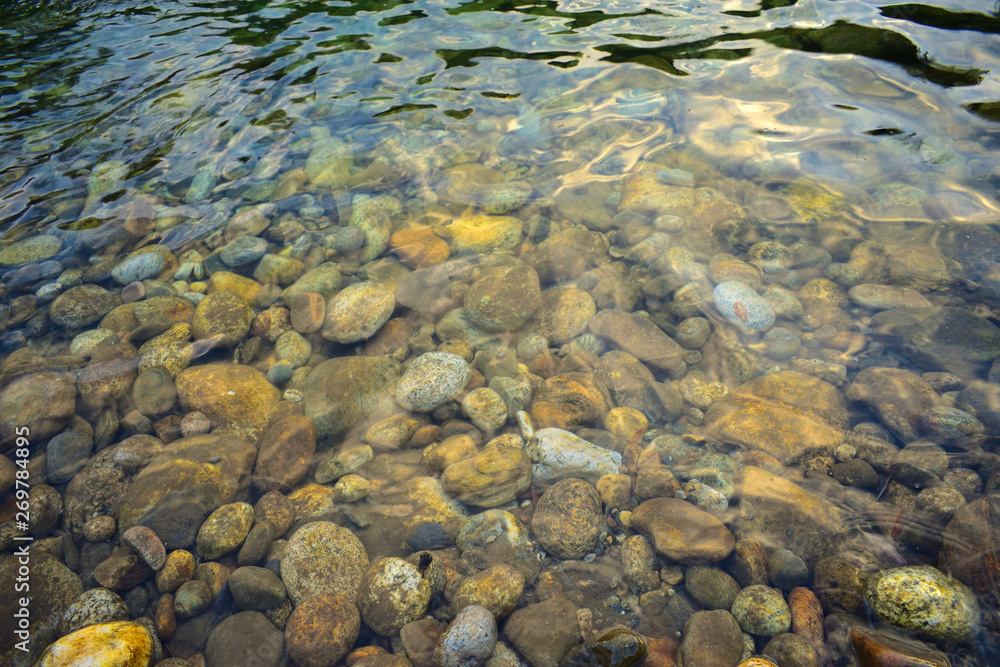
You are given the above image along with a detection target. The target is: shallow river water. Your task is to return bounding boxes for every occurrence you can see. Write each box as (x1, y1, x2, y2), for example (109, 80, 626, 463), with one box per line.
(3, 0, 1000, 666)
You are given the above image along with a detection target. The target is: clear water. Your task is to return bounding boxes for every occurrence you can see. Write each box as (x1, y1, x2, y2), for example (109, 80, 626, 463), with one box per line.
(3, 0, 1000, 664)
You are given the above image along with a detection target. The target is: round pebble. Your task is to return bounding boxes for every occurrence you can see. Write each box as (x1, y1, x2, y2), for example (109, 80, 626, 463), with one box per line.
(221, 236, 269, 267)
(731, 585, 792, 637)
(229, 566, 287, 611)
(112, 252, 166, 285)
(713, 281, 775, 332)
(180, 411, 211, 436)
(83, 515, 117, 542)
(285, 593, 361, 667)
(864, 565, 979, 642)
(435, 605, 497, 667)
(461, 387, 507, 431)
(121, 281, 146, 303)
(767, 549, 809, 590)
(396, 351, 473, 412)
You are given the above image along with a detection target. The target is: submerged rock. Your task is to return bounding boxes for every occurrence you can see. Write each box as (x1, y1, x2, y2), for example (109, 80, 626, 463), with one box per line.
(35, 621, 153, 667)
(705, 371, 847, 463)
(864, 565, 980, 642)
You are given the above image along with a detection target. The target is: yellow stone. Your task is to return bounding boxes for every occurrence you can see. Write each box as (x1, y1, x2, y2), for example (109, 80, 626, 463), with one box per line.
(435, 214, 522, 254)
(206, 271, 263, 302)
(36, 621, 153, 667)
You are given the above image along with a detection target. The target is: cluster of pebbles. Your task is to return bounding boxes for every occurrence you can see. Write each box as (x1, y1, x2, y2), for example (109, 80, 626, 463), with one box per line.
(2, 131, 1000, 667)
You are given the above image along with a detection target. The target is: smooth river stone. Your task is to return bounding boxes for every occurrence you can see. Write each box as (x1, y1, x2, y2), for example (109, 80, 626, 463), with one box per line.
(704, 370, 847, 463)
(864, 566, 979, 642)
(587, 309, 685, 374)
(301, 356, 402, 442)
(111, 252, 166, 285)
(0, 234, 61, 267)
(735, 466, 847, 568)
(631, 498, 735, 564)
(322, 280, 395, 343)
(524, 428, 622, 488)
(713, 281, 775, 332)
(395, 351, 473, 412)
(845, 367, 939, 443)
(847, 283, 932, 310)
(35, 621, 153, 667)
(175, 364, 280, 441)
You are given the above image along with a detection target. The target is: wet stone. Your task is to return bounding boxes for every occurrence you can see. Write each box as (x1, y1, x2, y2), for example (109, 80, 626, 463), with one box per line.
(464, 257, 540, 333)
(50, 284, 122, 329)
(157, 550, 196, 593)
(175, 364, 280, 441)
(848, 284, 932, 310)
(35, 621, 153, 667)
(731, 585, 792, 638)
(396, 351, 473, 413)
(122, 526, 167, 571)
(525, 428, 622, 488)
(767, 549, 808, 590)
(846, 367, 939, 444)
(196, 502, 254, 561)
(132, 365, 177, 418)
(686, 565, 741, 610)
(503, 597, 581, 667)
(58, 587, 129, 636)
(46, 430, 93, 484)
(192, 290, 253, 348)
(532, 477, 603, 560)
(290, 291, 325, 334)
(228, 566, 286, 611)
(282, 521, 369, 605)
(631, 497, 735, 564)
(174, 579, 213, 618)
(220, 236, 268, 267)
(358, 557, 431, 637)
(441, 445, 531, 508)
(451, 564, 525, 619)
(322, 280, 395, 343)
(205, 610, 285, 667)
(588, 309, 685, 374)
(435, 605, 497, 667)
(813, 551, 880, 616)
(531, 372, 612, 431)
(285, 593, 360, 667)
(112, 251, 166, 285)
(864, 565, 979, 642)
(679, 610, 745, 667)
(461, 387, 507, 432)
(0, 234, 62, 267)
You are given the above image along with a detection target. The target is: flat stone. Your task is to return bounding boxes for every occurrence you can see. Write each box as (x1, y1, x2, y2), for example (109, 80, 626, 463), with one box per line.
(846, 367, 939, 443)
(735, 466, 847, 568)
(175, 364, 280, 442)
(524, 428, 622, 488)
(0, 235, 62, 267)
(631, 498, 735, 565)
(705, 371, 847, 463)
(117, 434, 256, 550)
(588, 309, 685, 374)
(871, 306, 1000, 377)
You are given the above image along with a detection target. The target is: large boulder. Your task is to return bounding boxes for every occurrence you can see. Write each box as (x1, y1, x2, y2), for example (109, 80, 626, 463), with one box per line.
(705, 371, 847, 463)
(0, 372, 76, 446)
(175, 364, 280, 442)
(117, 434, 256, 549)
(300, 356, 402, 444)
(735, 466, 848, 568)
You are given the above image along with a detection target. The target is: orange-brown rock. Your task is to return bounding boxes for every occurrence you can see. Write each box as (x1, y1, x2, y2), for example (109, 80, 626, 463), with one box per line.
(631, 498, 735, 564)
(175, 363, 280, 442)
(252, 414, 317, 493)
(704, 370, 847, 463)
(849, 625, 950, 667)
(788, 586, 824, 648)
(735, 466, 847, 567)
(389, 226, 451, 268)
(531, 372, 612, 430)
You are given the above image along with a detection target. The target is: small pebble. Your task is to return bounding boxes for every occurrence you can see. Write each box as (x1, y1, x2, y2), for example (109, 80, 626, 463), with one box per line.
(121, 281, 146, 303)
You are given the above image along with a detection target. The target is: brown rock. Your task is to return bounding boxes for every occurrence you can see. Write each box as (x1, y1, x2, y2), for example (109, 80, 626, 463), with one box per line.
(940, 495, 1000, 607)
(531, 478, 603, 560)
(0, 371, 77, 446)
(525, 287, 596, 345)
(849, 625, 950, 667)
(788, 587, 824, 648)
(503, 597, 580, 667)
(846, 368, 940, 443)
(252, 415, 316, 493)
(290, 292, 326, 335)
(531, 372, 612, 430)
(631, 497, 735, 564)
(285, 593, 361, 667)
(588, 309, 685, 374)
(705, 371, 847, 463)
(678, 610, 744, 667)
(440, 446, 531, 508)
(176, 364, 280, 442)
(77, 342, 140, 413)
(735, 466, 847, 567)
